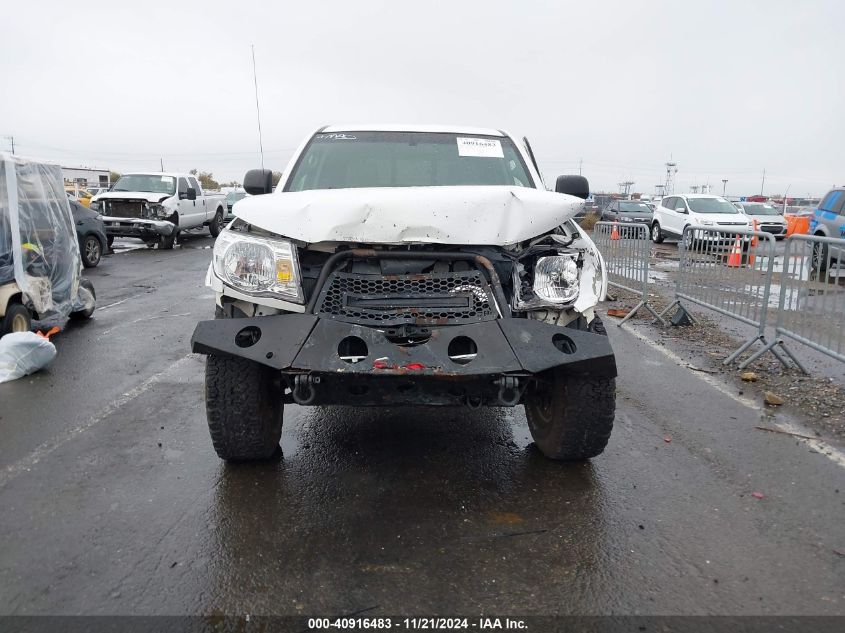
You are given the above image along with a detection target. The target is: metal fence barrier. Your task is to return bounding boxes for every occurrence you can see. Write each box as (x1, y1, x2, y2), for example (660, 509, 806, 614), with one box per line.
(658, 225, 797, 368)
(592, 221, 666, 326)
(742, 234, 845, 371)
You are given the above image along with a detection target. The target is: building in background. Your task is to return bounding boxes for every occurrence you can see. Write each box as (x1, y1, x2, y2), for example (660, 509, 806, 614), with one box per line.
(61, 165, 110, 188)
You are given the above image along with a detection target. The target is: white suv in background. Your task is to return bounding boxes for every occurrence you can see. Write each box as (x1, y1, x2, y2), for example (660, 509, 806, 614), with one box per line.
(651, 194, 750, 247)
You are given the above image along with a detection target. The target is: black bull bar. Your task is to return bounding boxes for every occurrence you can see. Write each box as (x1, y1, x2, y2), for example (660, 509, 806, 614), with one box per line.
(191, 314, 616, 406)
(190, 249, 615, 406)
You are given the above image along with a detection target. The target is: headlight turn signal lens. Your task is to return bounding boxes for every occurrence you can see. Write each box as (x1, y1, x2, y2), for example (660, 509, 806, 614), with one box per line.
(212, 230, 303, 302)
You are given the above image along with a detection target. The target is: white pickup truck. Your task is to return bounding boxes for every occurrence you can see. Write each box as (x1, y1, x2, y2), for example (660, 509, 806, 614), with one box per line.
(90, 172, 227, 249)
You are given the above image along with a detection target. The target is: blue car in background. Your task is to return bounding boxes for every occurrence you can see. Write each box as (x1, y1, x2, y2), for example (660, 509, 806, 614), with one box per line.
(809, 187, 845, 271)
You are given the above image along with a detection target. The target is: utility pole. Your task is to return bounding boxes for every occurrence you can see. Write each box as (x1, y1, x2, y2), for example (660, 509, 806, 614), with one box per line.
(722, 178, 728, 196)
(760, 168, 766, 195)
(160, 157, 164, 171)
(4, 136, 13, 154)
(579, 158, 582, 176)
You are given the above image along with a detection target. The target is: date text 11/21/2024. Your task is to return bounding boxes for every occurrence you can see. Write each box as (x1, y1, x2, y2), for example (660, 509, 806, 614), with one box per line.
(307, 617, 528, 629)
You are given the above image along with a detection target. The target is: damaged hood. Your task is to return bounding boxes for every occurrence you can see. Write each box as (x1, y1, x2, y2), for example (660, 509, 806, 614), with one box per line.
(234, 186, 583, 246)
(93, 191, 171, 203)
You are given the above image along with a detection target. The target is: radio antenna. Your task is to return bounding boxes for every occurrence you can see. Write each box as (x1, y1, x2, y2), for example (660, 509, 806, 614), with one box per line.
(251, 44, 265, 171)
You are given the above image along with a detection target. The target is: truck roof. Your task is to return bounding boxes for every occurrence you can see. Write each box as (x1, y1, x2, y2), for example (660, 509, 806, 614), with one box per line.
(321, 123, 506, 137)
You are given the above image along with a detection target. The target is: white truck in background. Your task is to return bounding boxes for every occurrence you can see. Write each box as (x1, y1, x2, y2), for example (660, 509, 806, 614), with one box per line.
(90, 172, 227, 249)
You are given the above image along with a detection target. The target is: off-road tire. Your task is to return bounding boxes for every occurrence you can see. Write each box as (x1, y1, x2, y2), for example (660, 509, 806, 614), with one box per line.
(209, 208, 224, 237)
(205, 354, 284, 461)
(651, 222, 664, 244)
(525, 370, 616, 461)
(1, 302, 32, 335)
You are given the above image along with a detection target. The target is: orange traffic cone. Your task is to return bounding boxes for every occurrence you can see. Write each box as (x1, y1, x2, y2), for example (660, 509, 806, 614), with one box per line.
(748, 219, 758, 266)
(727, 234, 743, 267)
(610, 220, 620, 241)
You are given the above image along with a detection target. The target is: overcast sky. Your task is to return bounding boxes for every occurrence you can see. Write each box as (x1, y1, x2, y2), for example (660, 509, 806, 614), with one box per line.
(2, 0, 842, 197)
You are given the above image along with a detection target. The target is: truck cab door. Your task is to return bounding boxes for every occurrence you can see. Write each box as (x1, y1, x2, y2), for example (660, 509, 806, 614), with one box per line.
(188, 176, 206, 219)
(177, 177, 195, 222)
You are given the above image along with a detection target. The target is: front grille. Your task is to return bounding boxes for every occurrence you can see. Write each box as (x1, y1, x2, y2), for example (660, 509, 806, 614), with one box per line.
(104, 200, 145, 218)
(760, 224, 785, 234)
(315, 270, 496, 326)
(717, 221, 746, 226)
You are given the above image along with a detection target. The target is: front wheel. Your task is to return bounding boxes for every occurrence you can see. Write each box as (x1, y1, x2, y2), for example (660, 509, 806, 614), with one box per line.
(159, 229, 179, 250)
(81, 235, 102, 268)
(651, 222, 664, 244)
(525, 370, 616, 461)
(811, 239, 828, 272)
(682, 227, 695, 250)
(70, 278, 96, 320)
(209, 208, 225, 237)
(1, 303, 32, 335)
(205, 355, 284, 461)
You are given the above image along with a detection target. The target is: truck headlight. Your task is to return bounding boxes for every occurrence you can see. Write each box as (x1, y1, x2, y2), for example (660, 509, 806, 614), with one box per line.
(90, 201, 100, 211)
(212, 230, 303, 302)
(533, 255, 579, 304)
(145, 203, 170, 219)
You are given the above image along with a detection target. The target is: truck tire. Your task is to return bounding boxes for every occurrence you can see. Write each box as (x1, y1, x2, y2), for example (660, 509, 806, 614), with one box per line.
(209, 207, 224, 237)
(524, 370, 616, 461)
(205, 354, 284, 461)
(160, 229, 179, 250)
(1, 302, 32, 335)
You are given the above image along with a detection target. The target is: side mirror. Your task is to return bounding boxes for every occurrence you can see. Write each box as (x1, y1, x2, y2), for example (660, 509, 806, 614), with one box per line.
(555, 175, 589, 200)
(186, 187, 197, 201)
(244, 169, 274, 195)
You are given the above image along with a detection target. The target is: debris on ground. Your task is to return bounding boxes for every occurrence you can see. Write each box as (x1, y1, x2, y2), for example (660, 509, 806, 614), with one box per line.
(741, 372, 759, 382)
(602, 287, 845, 440)
(606, 308, 631, 318)
(751, 492, 765, 500)
(764, 392, 785, 406)
(754, 426, 817, 440)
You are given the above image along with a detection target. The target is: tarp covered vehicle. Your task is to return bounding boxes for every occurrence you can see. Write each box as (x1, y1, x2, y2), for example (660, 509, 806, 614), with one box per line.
(191, 125, 617, 462)
(0, 153, 96, 335)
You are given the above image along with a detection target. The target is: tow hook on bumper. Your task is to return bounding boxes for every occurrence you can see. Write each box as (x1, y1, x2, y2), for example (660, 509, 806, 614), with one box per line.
(292, 374, 320, 405)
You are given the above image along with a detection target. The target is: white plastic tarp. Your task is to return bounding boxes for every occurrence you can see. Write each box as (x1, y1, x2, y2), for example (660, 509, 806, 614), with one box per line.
(0, 152, 84, 328)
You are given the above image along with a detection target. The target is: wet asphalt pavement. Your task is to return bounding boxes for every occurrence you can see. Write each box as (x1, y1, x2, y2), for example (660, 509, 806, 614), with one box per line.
(0, 232, 843, 616)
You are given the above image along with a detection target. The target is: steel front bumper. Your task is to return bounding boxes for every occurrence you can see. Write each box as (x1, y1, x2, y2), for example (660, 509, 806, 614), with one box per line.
(190, 315, 617, 406)
(102, 216, 175, 238)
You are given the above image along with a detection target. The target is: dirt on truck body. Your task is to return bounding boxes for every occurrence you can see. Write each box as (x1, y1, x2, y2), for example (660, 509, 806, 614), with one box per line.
(190, 124, 617, 462)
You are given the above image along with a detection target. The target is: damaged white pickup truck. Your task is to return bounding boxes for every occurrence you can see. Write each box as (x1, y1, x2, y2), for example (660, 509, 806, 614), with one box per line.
(90, 172, 227, 249)
(191, 124, 616, 462)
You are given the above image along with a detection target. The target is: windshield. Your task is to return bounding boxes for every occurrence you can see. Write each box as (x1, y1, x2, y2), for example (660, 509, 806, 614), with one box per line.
(112, 174, 176, 195)
(285, 131, 534, 192)
(226, 191, 246, 204)
(742, 203, 781, 216)
(619, 201, 652, 213)
(687, 197, 741, 214)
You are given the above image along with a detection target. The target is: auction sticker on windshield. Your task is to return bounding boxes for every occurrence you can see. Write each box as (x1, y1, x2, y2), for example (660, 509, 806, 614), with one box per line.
(456, 137, 504, 158)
